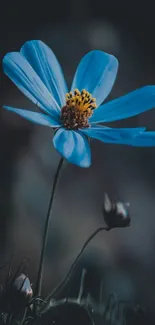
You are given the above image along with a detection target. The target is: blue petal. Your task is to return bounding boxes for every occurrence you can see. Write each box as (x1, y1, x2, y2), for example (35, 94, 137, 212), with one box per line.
(71, 50, 118, 107)
(3, 52, 60, 117)
(124, 131, 155, 147)
(20, 40, 68, 107)
(3, 106, 61, 127)
(90, 86, 155, 123)
(81, 125, 146, 143)
(53, 128, 91, 167)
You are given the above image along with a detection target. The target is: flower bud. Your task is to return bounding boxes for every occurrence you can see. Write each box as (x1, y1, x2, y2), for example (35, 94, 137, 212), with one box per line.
(12, 273, 33, 302)
(103, 193, 131, 229)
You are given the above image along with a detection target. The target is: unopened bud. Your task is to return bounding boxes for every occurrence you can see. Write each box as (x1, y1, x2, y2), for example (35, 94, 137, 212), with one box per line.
(12, 273, 33, 302)
(103, 193, 131, 229)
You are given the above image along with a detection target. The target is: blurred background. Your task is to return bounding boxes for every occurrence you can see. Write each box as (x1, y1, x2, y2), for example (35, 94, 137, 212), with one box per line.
(0, 0, 155, 324)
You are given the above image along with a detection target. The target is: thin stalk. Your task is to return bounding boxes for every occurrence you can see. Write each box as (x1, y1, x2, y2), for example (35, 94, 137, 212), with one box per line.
(45, 226, 110, 303)
(35, 157, 64, 298)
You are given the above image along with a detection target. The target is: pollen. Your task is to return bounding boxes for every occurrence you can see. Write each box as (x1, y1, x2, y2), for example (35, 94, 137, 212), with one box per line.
(60, 89, 97, 130)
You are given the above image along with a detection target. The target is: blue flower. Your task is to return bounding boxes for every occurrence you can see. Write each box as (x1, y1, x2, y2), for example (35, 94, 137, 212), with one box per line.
(3, 40, 155, 167)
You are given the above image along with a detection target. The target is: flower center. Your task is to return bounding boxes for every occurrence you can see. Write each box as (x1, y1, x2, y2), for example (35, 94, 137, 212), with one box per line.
(60, 89, 97, 130)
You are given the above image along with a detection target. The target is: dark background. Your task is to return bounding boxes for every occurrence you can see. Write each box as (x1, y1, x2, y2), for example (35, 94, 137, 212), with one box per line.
(0, 0, 155, 324)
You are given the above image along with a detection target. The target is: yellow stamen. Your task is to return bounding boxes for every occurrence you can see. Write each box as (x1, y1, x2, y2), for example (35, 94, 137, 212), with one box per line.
(66, 89, 97, 112)
(61, 88, 97, 130)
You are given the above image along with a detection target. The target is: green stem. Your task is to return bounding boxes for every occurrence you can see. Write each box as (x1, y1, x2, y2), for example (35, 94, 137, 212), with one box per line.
(35, 157, 64, 298)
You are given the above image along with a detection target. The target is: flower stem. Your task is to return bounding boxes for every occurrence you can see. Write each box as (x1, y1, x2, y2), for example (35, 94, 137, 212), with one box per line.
(44, 226, 110, 305)
(35, 157, 64, 298)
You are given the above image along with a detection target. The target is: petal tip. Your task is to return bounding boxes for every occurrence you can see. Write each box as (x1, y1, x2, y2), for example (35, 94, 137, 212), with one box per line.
(3, 51, 16, 64)
(80, 161, 91, 168)
(21, 39, 45, 48)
